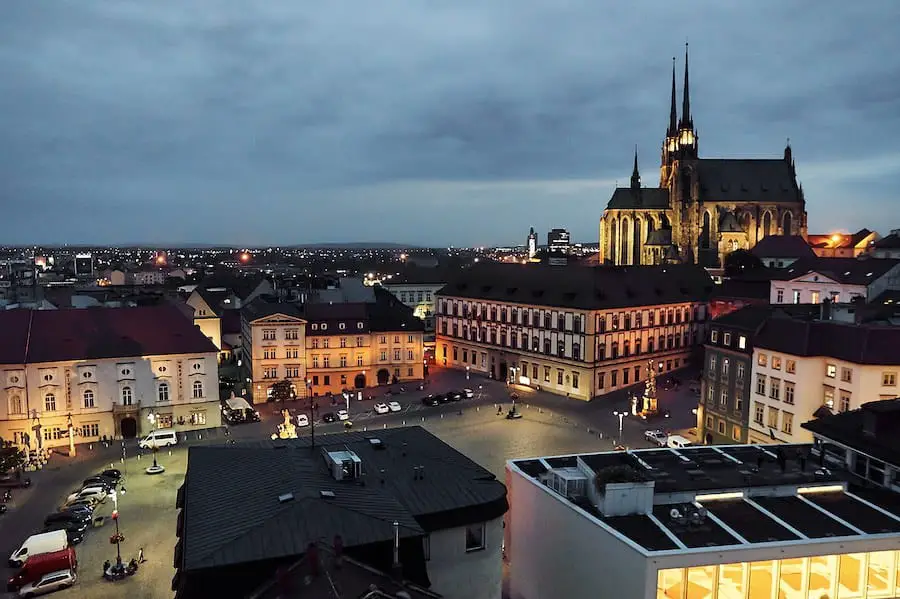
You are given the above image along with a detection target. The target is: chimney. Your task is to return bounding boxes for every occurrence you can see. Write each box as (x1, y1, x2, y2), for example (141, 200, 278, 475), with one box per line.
(391, 521, 403, 580)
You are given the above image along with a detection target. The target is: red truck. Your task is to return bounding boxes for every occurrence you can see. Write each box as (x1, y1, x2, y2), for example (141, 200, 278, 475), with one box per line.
(6, 547, 77, 592)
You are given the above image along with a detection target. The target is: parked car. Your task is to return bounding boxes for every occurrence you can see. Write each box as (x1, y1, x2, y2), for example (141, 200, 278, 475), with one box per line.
(644, 430, 668, 447)
(373, 403, 389, 415)
(65, 486, 106, 506)
(388, 401, 402, 412)
(60, 498, 95, 512)
(98, 469, 122, 481)
(437, 393, 450, 403)
(58, 505, 93, 518)
(337, 410, 350, 421)
(322, 413, 337, 423)
(296, 414, 309, 427)
(44, 512, 90, 528)
(16, 568, 76, 598)
(666, 434, 694, 449)
(447, 390, 463, 401)
(7, 547, 77, 592)
(421, 395, 439, 407)
(138, 429, 178, 450)
(0, 475, 32, 489)
(80, 477, 115, 492)
(463, 388, 475, 399)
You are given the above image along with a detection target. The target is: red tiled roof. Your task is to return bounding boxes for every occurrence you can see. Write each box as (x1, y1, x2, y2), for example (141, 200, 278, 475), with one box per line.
(0, 305, 218, 365)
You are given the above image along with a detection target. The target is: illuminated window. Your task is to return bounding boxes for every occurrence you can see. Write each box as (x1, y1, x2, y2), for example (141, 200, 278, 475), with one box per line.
(738, 335, 746, 349)
(826, 363, 837, 378)
(758, 353, 767, 367)
(786, 359, 796, 374)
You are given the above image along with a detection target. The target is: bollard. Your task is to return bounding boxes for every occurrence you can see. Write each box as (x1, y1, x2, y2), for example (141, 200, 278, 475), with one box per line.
(89, 444, 93, 451)
(422, 417, 425, 422)
(440, 413, 443, 419)
(587, 428, 591, 434)
(198, 434, 202, 440)
(476, 406, 479, 411)
(599, 432, 603, 440)
(402, 420, 406, 426)
(383, 423, 387, 429)
(168, 449, 172, 456)
(539, 408, 543, 413)
(120, 457, 124, 463)
(363, 426, 367, 431)
(137, 454, 141, 460)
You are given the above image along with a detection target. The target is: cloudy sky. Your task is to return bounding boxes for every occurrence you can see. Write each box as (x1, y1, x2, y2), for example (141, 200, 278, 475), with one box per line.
(1, 1, 898, 247)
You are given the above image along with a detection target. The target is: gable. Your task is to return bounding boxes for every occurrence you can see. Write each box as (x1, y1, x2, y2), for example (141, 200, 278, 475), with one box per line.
(186, 291, 215, 317)
(251, 313, 307, 325)
(787, 271, 841, 285)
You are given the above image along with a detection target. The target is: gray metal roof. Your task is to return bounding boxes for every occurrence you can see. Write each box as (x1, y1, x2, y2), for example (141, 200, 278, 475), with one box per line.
(696, 158, 802, 202)
(606, 187, 670, 210)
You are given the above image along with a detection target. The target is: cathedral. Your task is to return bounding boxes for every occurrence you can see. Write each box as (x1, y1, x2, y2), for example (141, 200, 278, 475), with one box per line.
(598, 46, 808, 267)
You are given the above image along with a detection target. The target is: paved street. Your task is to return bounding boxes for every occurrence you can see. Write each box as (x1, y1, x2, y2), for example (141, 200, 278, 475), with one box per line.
(0, 366, 701, 599)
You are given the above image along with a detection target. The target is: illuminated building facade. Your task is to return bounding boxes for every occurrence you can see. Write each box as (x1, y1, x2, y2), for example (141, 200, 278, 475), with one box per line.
(435, 263, 711, 400)
(506, 444, 900, 599)
(599, 46, 808, 268)
(768, 257, 900, 305)
(808, 229, 879, 258)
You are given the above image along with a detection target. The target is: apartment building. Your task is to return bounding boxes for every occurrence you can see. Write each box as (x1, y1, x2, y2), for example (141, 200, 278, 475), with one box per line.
(770, 256, 900, 305)
(0, 306, 220, 449)
(241, 292, 424, 403)
(436, 263, 712, 400)
(506, 444, 900, 599)
(749, 316, 900, 444)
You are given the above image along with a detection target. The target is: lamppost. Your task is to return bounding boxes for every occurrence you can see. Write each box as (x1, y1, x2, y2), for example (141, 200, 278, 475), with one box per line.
(307, 379, 316, 449)
(145, 412, 164, 474)
(110, 509, 124, 568)
(66, 413, 76, 458)
(31, 409, 42, 451)
(613, 410, 628, 446)
(465, 366, 470, 381)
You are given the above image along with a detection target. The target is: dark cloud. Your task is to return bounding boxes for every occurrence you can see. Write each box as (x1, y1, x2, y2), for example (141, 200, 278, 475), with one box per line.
(1, 1, 899, 246)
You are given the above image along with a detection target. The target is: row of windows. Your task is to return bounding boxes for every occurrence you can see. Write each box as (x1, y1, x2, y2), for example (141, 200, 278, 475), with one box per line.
(704, 414, 742, 441)
(707, 355, 747, 383)
(396, 290, 432, 304)
(599, 331, 694, 360)
(598, 359, 679, 390)
(308, 335, 415, 349)
(754, 375, 797, 405)
(705, 383, 745, 414)
(8, 381, 202, 414)
(439, 302, 585, 333)
(753, 401, 795, 435)
(518, 362, 581, 389)
(441, 323, 584, 361)
(709, 328, 747, 350)
(308, 367, 415, 388)
(774, 287, 847, 304)
(759, 351, 898, 386)
(598, 306, 699, 333)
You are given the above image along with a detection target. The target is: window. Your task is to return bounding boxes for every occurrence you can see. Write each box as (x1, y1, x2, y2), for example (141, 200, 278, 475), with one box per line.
(263, 348, 275, 360)
(598, 372, 605, 389)
(322, 339, 329, 349)
(44, 392, 57, 411)
(192, 381, 204, 399)
(839, 391, 851, 413)
(784, 382, 795, 405)
(543, 367, 550, 383)
(9, 394, 23, 415)
(736, 363, 745, 381)
(756, 374, 766, 396)
(754, 402, 765, 425)
(263, 329, 276, 340)
(840, 367, 852, 383)
(735, 388, 744, 412)
(622, 368, 629, 385)
(811, 290, 820, 304)
(465, 523, 486, 552)
(706, 384, 714, 404)
(81, 423, 99, 438)
(786, 359, 796, 374)
(572, 372, 579, 389)
(311, 339, 320, 349)
(769, 378, 780, 400)
(611, 370, 618, 387)
(379, 335, 387, 344)
(321, 324, 328, 331)
(792, 290, 800, 304)
(339, 323, 346, 330)
(393, 349, 401, 361)
(191, 411, 207, 425)
(882, 372, 897, 386)
(723, 332, 731, 346)
(719, 389, 727, 407)
(357, 355, 364, 367)
(121, 387, 133, 405)
(379, 351, 387, 361)
(705, 415, 713, 430)
(738, 335, 747, 349)
(358, 322, 365, 329)
(407, 349, 414, 360)
(83, 389, 95, 408)
(823, 386, 835, 409)
(323, 356, 330, 368)
(782, 412, 793, 435)
(356, 336, 364, 347)
(557, 370, 564, 385)
(157, 383, 169, 403)
(757, 353, 767, 367)
(826, 363, 837, 378)
(264, 366, 278, 378)
(721, 358, 729, 380)
(709, 355, 717, 372)
(732, 425, 741, 441)
(767, 406, 779, 429)
(285, 329, 299, 340)
(339, 356, 348, 367)
(717, 420, 726, 434)
(771, 356, 781, 370)
(340, 337, 347, 348)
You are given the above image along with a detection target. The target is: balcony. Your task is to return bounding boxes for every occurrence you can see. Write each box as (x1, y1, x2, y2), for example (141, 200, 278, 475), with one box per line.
(112, 401, 141, 414)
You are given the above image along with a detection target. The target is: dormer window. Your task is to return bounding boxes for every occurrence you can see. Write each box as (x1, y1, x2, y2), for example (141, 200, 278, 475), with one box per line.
(321, 323, 327, 331)
(357, 322, 364, 329)
(311, 324, 318, 331)
(339, 323, 346, 330)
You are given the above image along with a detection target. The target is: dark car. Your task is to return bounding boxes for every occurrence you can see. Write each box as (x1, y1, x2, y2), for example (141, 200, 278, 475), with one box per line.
(437, 393, 450, 403)
(42, 524, 85, 545)
(322, 412, 337, 423)
(59, 504, 94, 518)
(99, 469, 122, 481)
(421, 395, 439, 407)
(447, 390, 462, 401)
(45, 511, 91, 528)
(0, 475, 31, 489)
(82, 477, 116, 491)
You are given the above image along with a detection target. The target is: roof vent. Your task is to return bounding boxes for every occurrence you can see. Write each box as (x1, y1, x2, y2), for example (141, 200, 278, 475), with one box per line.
(320, 490, 336, 499)
(278, 493, 295, 503)
(368, 438, 385, 450)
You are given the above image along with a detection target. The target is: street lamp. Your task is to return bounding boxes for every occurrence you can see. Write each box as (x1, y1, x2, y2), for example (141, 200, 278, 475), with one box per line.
(110, 509, 124, 569)
(66, 413, 76, 458)
(613, 410, 627, 446)
(307, 379, 316, 449)
(465, 366, 470, 381)
(146, 412, 164, 474)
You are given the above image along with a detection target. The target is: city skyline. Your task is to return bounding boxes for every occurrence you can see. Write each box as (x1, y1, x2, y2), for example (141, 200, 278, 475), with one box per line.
(2, 2, 899, 246)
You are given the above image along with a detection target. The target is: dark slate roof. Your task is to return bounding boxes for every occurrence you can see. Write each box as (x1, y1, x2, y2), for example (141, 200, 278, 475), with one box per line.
(369, 287, 426, 333)
(199, 273, 268, 301)
(0, 305, 217, 364)
(874, 232, 900, 249)
(802, 398, 900, 466)
(194, 288, 233, 317)
(241, 298, 305, 323)
(711, 278, 771, 301)
(754, 315, 900, 364)
(770, 256, 900, 285)
(696, 159, 801, 202)
(437, 263, 714, 310)
(389, 267, 456, 285)
(709, 304, 820, 331)
(179, 426, 508, 572)
(750, 235, 816, 259)
(605, 187, 669, 210)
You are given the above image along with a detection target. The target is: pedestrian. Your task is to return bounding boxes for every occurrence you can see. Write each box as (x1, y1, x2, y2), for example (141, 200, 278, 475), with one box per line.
(139, 547, 145, 563)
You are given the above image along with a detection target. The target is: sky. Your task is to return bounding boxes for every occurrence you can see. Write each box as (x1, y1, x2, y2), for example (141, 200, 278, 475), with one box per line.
(1, 1, 899, 247)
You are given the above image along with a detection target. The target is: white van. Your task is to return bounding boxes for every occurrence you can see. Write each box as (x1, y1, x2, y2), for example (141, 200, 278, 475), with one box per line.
(138, 429, 178, 450)
(8, 530, 68, 567)
(667, 435, 694, 449)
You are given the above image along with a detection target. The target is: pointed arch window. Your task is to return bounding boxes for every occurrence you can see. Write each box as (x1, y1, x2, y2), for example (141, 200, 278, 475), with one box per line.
(782, 211, 793, 235)
(763, 211, 773, 237)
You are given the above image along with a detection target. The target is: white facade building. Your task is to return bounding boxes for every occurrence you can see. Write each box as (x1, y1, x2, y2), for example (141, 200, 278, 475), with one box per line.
(770, 258, 900, 305)
(506, 445, 900, 599)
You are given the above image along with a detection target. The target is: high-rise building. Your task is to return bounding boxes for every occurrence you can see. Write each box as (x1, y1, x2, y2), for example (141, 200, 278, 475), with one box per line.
(547, 229, 570, 266)
(74, 252, 93, 277)
(526, 227, 538, 259)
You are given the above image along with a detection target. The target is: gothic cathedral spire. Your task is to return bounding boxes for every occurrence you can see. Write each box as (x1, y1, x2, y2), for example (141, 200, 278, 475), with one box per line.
(675, 42, 698, 159)
(631, 146, 641, 190)
(679, 42, 692, 130)
(668, 57, 678, 137)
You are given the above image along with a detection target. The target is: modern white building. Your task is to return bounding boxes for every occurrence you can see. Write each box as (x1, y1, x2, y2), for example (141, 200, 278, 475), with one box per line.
(770, 257, 900, 305)
(506, 444, 900, 599)
(748, 316, 900, 444)
(0, 305, 221, 449)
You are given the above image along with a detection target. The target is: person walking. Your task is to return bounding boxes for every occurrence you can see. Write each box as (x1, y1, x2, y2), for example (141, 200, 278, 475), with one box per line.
(138, 547, 145, 563)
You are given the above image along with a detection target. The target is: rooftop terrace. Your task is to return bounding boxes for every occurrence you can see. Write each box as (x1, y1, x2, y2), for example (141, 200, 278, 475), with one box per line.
(510, 444, 900, 556)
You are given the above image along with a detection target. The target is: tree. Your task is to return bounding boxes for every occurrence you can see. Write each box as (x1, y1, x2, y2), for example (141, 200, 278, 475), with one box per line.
(269, 379, 293, 405)
(0, 438, 25, 474)
(723, 249, 764, 276)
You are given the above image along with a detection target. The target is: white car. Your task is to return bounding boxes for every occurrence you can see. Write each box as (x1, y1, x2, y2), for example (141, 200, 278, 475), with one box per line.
(337, 410, 350, 421)
(65, 486, 107, 506)
(644, 430, 668, 447)
(463, 388, 475, 399)
(374, 403, 390, 415)
(296, 414, 309, 427)
(388, 401, 402, 412)
(18, 569, 76, 597)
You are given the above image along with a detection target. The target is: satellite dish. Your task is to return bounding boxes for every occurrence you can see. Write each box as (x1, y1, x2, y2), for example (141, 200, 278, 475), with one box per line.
(669, 508, 682, 519)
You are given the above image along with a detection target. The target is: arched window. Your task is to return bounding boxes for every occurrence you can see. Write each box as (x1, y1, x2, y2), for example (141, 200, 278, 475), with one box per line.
(782, 211, 793, 235)
(158, 382, 170, 403)
(83, 389, 94, 408)
(620, 218, 631, 265)
(609, 220, 618, 264)
(632, 217, 642, 266)
(121, 386, 133, 405)
(763, 211, 773, 237)
(192, 380, 204, 399)
(701, 211, 712, 248)
(9, 394, 23, 415)
(45, 393, 57, 411)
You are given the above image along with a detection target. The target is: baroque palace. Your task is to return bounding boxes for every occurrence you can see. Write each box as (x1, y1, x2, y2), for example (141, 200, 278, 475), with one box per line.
(435, 262, 712, 400)
(599, 46, 808, 268)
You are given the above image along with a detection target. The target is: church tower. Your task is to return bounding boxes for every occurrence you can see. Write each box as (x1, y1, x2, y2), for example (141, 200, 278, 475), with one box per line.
(660, 57, 679, 187)
(675, 43, 698, 160)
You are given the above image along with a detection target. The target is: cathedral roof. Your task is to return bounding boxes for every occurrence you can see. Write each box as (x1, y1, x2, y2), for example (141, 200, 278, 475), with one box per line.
(696, 159, 801, 203)
(606, 187, 669, 210)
